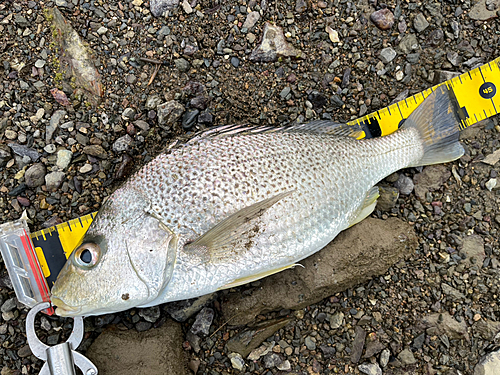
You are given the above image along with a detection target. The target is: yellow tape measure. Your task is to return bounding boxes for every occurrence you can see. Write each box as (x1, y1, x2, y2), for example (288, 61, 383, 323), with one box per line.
(347, 56, 500, 137)
(30, 212, 97, 286)
(31, 57, 500, 288)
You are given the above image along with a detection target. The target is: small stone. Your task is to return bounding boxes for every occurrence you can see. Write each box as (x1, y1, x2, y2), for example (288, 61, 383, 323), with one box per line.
(83, 145, 108, 159)
(44, 144, 57, 154)
(181, 0, 193, 13)
(5, 130, 17, 140)
(230, 57, 240, 68)
(174, 58, 190, 72)
(190, 307, 214, 336)
(326, 26, 340, 43)
(399, 34, 419, 54)
(47, 110, 66, 142)
(358, 363, 382, 375)
(229, 353, 245, 371)
(413, 13, 429, 32)
(295, 0, 307, 12)
(441, 283, 465, 300)
(181, 109, 199, 130)
(263, 352, 283, 368)
(330, 312, 344, 329)
(122, 108, 136, 121)
(380, 348, 390, 367)
(17, 345, 32, 358)
(304, 336, 316, 350)
(135, 321, 152, 332)
(138, 306, 161, 323)
(1, 298, 17, 313)
(376, 186, 399, 211)
(45, 171, 66, 191)
(243, 11, 260, 29)
(157, 100, 185, 129)
(394, 174, 414, 195)
(113, 135, 134, 152)
(250, 22, 301, 62)
(277, 360, 291, 371)
(115, 154, 134, 180)
(145, 95, 163, 110)
(398, 349, 416, 365)
(198, 111, 213, 124)
(370, 9, 394, 30)
(395, 70, 404, 81)
(79, 164, 93, 174)
(150, 0, 179, 17)
(35, 59, 46, 68)
(351, 326, 367, 364)
(56, 150, 73, 170)
(97, 26, 108, 35)
(25, 163, 46, 187)
(379, 47, 397, 63)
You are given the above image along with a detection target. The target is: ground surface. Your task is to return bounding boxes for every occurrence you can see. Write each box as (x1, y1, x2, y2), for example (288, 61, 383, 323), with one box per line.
(0, 0, 499, 374)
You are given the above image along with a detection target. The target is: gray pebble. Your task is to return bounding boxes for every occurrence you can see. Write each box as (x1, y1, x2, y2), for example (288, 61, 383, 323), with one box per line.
(157, 100, 185, 128)
(45, 171, 66, 191)
(174, 58, 190, 72)
(379, 47, 396, 63)
(304, 336, 316, 350)
(413, 13, 429, 33)
(112, 134, 134, 152)
(47, 110, 66, 142)
(122, 108, 136, 121)
(394, 174, 414, 195)
(242, 11, 260, 29)
(138, 306, 161, 323)
(190, 307, 214, 336)
(25, 163, 46, 187)
(398, 348, 416, 365)
(1, 298, 17, 313)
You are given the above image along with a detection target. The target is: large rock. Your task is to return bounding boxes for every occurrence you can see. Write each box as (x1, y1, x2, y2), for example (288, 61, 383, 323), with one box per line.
(86, 321, 189, 375)
(220, 217, 417, 326)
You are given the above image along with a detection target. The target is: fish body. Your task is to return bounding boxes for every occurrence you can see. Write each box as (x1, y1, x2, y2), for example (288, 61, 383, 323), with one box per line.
(51, 87, 464, 316)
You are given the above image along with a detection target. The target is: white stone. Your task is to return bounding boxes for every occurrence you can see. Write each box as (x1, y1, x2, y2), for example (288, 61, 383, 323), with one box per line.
(79, 164, 93, 174)
(475, 350, 500, 375)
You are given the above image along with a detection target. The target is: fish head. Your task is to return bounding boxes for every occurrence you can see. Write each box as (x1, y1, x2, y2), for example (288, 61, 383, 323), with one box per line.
(51, 188, 177, 316)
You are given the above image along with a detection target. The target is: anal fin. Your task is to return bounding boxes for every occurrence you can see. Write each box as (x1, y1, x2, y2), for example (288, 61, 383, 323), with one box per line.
(348, 186, 379, 228)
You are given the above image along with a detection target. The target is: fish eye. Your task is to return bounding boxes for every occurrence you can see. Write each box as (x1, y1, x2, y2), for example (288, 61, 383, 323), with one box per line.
(74, 243, 100, 268)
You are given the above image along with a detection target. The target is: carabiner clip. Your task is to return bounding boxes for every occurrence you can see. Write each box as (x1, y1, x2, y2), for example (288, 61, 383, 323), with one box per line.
(26, 302, 98, 375)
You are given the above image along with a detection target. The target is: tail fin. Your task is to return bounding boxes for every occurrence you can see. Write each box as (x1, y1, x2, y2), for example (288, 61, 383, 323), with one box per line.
(403, 86, 464, 167)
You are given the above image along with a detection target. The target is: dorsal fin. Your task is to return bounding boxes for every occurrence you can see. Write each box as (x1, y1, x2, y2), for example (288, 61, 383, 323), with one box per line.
(185, 120, 364, 145)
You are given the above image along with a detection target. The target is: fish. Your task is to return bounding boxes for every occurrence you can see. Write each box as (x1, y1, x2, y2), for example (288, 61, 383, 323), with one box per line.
(51, 86, 464, 317)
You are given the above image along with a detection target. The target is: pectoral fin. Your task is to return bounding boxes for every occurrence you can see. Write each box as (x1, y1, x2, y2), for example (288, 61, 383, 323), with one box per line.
(218, 264, 303, 290)
(184, 190, 294, 259)
(348, 186, 379, 228)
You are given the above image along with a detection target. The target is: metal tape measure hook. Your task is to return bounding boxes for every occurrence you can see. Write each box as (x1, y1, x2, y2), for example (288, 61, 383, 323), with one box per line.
(26, 302, 98, 375)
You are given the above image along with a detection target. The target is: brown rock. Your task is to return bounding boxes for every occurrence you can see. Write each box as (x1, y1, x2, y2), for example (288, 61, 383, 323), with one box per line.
(220, 217, 417, 326)
(86, 321, 189, 375)
(370, 9, 395, 30)
(413, 165, 451, 200)
(420, 312, 470, 341)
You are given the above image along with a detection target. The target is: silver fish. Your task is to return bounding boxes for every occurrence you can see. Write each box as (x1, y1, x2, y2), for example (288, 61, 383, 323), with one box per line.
(51, 86, 464, 317)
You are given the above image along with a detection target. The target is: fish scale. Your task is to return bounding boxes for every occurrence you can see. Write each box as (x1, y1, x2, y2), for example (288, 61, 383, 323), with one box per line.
(135, 129, 422, 304)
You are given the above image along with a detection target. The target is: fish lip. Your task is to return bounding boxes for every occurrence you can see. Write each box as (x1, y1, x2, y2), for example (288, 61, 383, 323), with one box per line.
(51, 297, 82, 317)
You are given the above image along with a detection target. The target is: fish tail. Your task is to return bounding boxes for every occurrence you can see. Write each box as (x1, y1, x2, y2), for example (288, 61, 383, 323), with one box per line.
(403, 85, 464, 167)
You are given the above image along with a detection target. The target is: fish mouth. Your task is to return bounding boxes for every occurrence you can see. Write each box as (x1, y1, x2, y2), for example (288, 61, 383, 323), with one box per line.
(51, 297, 82, 317)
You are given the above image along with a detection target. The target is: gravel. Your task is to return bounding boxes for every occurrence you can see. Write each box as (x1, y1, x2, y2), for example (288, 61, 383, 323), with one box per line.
(0, 0, 499, 374)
